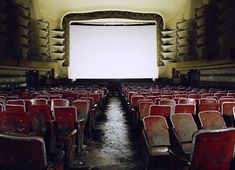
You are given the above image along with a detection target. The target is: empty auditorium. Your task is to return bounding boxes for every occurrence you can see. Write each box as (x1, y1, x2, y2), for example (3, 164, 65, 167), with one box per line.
(0, 0, 235, 169)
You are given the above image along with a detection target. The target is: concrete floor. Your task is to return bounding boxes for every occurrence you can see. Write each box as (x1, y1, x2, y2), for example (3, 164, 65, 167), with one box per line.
(79, 93, 169, 170)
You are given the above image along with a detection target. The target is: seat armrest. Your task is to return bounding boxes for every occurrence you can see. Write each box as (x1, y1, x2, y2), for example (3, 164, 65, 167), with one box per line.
(131, 107, 136, 112)
(47, 151, 65, 170)
(76, 119, 84, 124)
(142, 129, 151, 154)
(169, 149, 191, 166)
(57, 129, 77, 141)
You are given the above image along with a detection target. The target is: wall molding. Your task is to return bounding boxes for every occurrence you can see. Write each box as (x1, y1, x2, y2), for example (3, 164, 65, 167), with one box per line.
(62, 10, 164, 66)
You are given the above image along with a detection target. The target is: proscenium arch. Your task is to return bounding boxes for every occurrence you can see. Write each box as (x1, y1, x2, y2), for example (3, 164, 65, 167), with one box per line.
(62, 11, 164, 67)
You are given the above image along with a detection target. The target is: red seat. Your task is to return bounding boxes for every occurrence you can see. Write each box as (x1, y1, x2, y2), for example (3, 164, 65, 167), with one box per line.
(161, 95, 174, 99)
(0, 111, 31, 135)
(131, 95, 144, 108)
(0, 133, 64, 170)
(146, 95, 160, 102)
(51, 99, 69, 107)
(77, 92, 89, 99)
(188, 94, 200, 105)
(198, 110, 226, 129)
(170, 128, 235, 170)
(175, 104, 196, 115)
(214, 92, 226, 99)
(6, 99, 26, 111)
(149, 105, 171, 118)
(53, 106, 79, 169)
(199, 98, 219, 112)
(201, 92, 214, 98)
(159, 99, 176, 114)
(30, 98, 48, 105)
(36, 95, 49, 100)
(138, 101, 154, 121)
(27, 104, 54, 152)
(221, 102, 235, 126)
(5, 104, 25, 113)
(178, 98, 196, 105)
(5, 95, 19, 101)
(170, 113, 198, 154)
(227, 93, 235, 98)
(130, 95, 145, 124)
(49, 94, 62, 99)
(6, 99, 25, 107)
(73, 99, 91, 138)
(0, 103, 3, 112)
(142, 116, 170, 169)
(175, 94, 187, 98)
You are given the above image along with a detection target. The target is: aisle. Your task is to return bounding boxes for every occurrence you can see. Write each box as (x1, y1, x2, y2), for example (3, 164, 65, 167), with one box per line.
(81, 93, 145, 170)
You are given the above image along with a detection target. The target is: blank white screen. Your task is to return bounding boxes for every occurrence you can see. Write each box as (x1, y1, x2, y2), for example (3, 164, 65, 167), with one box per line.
(69, 24, 158, 79)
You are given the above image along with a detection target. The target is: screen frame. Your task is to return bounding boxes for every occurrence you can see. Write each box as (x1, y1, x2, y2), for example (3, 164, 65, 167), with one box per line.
(62, 11, 164, 72)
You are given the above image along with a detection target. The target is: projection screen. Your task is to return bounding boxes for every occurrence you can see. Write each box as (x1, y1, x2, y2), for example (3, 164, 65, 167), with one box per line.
(69, 23, 158, 79)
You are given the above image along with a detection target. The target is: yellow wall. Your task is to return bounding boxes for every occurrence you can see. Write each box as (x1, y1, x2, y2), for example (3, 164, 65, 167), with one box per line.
(2, 0, 233, 85)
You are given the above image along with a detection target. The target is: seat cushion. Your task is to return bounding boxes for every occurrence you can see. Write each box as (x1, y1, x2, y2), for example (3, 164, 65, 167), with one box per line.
(150, 146, 169, 156)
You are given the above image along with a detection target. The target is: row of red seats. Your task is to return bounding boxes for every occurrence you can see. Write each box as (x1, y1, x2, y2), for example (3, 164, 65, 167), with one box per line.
(121, 84, 235, 170)
(0, 86, 107, 170)
(141, 114, 235, 170)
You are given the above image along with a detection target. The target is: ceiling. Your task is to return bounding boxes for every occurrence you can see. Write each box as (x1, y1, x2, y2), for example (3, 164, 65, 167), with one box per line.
(16, 0, 206, 29)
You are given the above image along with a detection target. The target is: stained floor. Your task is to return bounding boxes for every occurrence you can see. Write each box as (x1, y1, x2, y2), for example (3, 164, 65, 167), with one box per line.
(79, 92, 168, 170)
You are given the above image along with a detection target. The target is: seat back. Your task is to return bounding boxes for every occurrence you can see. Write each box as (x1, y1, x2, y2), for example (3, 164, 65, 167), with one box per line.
(190, 128, 235, 170)
(178, 98, 196, 105)
(175, 104, 196, 115)
(0, 103, 3, 112)
(81, 97, 94, 109)
(7, 99, 25, 107)
(49, 94, 62, 99)
(89, 93, 100, 105)
(175, 94, 187, 98)
(159, 99, 176, 114)
(138, 101, 153, 120)
(201, 93, 214, 98)
(218, 98, 235, 110)
(36, 95, 49, 100)
(227, 93, 235, 98)
(199, 110, 226, 129)
(73, 99, 90, 121)
(127, 91, 138, 101)
(5, 95, 19, 101)
(28, 104, 52, 135)
(77, 92, 89, 99)
(161, 95, 174, 99)
(171, 113, 198, 144)
(131, 95, 144, 108)
(143, 116, 170, 147)
(51, 99, 69, 108)
(30, 98, 48, 105)
(214, 92, 226, 99)
(149, 105, 171, 118)
(5, 104, 25, 113)
(0, 111, 31, 134)
(54, 106, 77, 133)
(146, 95, 160, 102)
(0, 134, 47, 170)
(221, 102, 235, 116)
(199, 98, 219, 112)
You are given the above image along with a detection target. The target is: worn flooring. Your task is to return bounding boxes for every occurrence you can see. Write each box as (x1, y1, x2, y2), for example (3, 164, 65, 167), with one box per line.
(79, 92, 169, 170)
